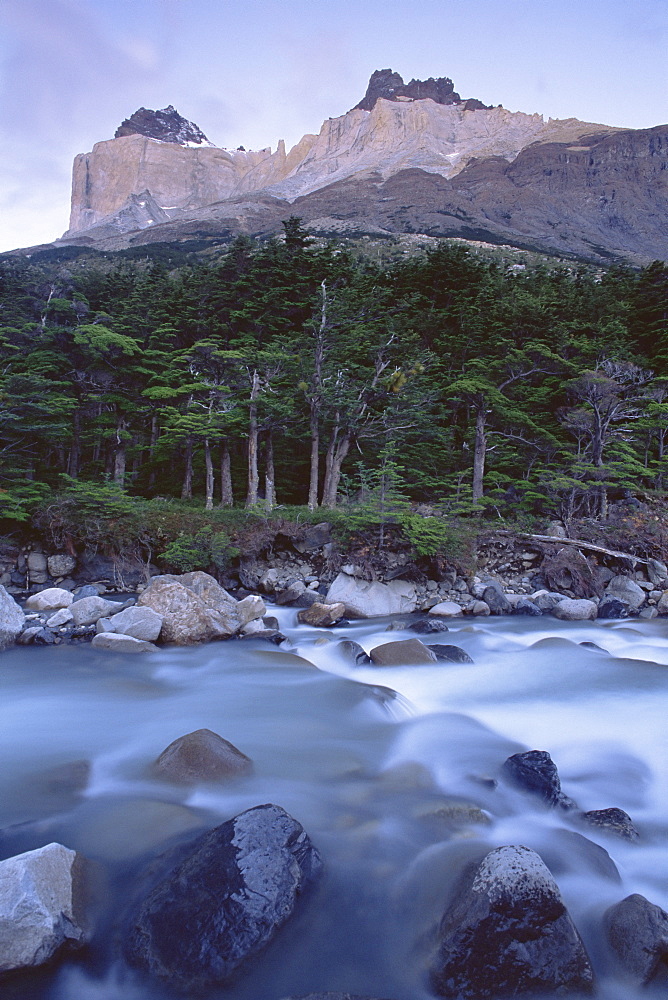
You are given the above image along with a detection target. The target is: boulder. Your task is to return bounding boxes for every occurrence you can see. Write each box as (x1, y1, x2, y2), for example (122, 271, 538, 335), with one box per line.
(502, 750, 577, 810)
(552, 598, 598, 621)
(512, 598, 542, 616)
(597, 597, 628, 619)
(124, 804, 322, 991)
(24, 588, 74, 612)
(105, 606, 163, 641)
(468, 600, 490, 616)
(408, 618, 450, 634)
(72, 585, 101, 601)
(604, 893, 668, 985)
(27, 551, 48, 584)
(152, 728, 253, 784)
(530, 590, 565, 612)
(46, 607, 74, 628)
(47, 554, 77, 578)
(605, 575, 646, 610)
(137, 579, 234, 644)
(581, 807, 639, 841)
(91, 632, 157, 653)
(482, 584, 511, 615)
(431, 845, 594, 999)
(0, 585, 25, 649)
(275, 580, 307, 605)
(369, 638, 437, 666)
(0, 842, 88, 973)
(241, 618, 267, 635)
(70, 595, 124, 627)
(292, 522, 332, 552)
(427, 644, 474, 663)
(325, 573, 417, 618)
(657, 591, 668, 615)
(428, 601, 463, 617)
(235, 594, 266, 627)
(647, 558, 668, 587)
(336, 639, 371, 665)
(297, 602, 346, 627)
(175, 571, 241, 631)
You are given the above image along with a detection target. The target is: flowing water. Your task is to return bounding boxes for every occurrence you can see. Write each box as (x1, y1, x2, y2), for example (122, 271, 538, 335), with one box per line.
(1, 609, 668, 1000)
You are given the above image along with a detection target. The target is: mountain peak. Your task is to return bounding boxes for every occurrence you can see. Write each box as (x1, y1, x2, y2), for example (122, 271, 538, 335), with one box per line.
(114, 105, 214, 146)
(353, 68, 490, 112)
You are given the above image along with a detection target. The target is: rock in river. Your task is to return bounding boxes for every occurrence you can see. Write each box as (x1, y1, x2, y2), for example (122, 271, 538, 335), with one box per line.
(431, 845, 594, 998)
(124, 803, 322, 991)
(604, 893, 668, 985)
(0, 842, 88, 973)
(152, 728, 253, 784)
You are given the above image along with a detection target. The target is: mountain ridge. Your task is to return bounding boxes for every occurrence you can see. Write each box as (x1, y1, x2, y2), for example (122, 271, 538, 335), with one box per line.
(26, 70, 668, 264)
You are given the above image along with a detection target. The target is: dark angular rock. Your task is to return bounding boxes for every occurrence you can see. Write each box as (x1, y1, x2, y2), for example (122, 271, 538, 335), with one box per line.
(294, 589, 321, 609)
(336, 639, 371, 665)
(427, 644, 474, 663)
(581, 807, 639, 841)
(597, 597, 628, 620)
(152, 729, 253, 785)
(604, 893, 668, 985)
(292, 522, 332, 552)
(72, 585, 101, 601)
(431, 845, 594, 998)
(482, 584, 511, 615)
(353, 68, 488, 112)
(124, 804, 322, 991)
(502, 750, 578, 810)
(262, 616, 280, 630)
(115, 105, 211, 145)
(239, 629, 287, 645)
(408, 617, 450, 634)
(512, 598, 542, 616)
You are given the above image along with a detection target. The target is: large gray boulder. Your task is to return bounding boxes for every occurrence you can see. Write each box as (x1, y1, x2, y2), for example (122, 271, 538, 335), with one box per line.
(137, 579, 234, 644)
(0, 585, 25, 649)
(152, 728, 253, 784)
(0, 842, 88, 973)
(552, 598, 598, 621)
(325, 573, 417, 618)
(604, 893, 668, 985)
(91, 632, 157, 653)
(105, 605, 163, 641)
(24, 587, 74, 612)
(124, 804, 322, 991)
(47, 554, 77, 578)
(235, 594, 266, 627)
(431, 845, 594, 998)
(604, 575, 646, 610)
(70, 595, 124, 626)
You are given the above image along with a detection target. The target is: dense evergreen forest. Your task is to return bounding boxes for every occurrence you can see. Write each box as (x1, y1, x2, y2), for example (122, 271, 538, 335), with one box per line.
(1, 220, 668, 560)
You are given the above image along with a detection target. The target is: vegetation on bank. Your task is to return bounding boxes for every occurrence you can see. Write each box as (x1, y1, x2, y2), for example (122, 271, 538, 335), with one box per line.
(1, 219, 668, 566)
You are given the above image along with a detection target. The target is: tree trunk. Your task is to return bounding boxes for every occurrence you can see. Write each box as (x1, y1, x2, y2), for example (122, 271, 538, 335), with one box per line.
(113, 416, 126, 487)
(308, 409, 320, 511)
(308, 280, 327, 510)
(219, 439, 233, 507)
(148, 414, 159, 490)
(321, 428, 350, 508)
(204, 437, 214, 510)
(181, 436, 193, 499)
(67, 408, 81, 479)
(472, 403, 486, 501)
(246, 370, 260, 507)
(264, 430, 276, 510)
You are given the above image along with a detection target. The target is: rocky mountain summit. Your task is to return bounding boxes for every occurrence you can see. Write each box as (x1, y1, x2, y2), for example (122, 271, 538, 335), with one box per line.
(47, 70, 668, 264)
(114, 104, 213, 146)
(353, 68, 490, 112)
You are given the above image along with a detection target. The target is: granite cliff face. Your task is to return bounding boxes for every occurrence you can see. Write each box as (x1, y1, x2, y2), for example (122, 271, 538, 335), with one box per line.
(59, 71, 668, 264)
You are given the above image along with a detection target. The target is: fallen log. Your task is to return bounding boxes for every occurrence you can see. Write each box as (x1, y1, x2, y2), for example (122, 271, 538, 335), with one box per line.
(490, 531, 649, 567)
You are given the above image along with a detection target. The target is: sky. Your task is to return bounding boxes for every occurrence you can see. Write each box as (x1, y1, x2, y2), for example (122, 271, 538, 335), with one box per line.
(0, 0, 666, 253)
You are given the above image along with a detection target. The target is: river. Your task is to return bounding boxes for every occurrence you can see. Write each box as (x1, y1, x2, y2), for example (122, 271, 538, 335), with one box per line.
(1, 609, 667, 999)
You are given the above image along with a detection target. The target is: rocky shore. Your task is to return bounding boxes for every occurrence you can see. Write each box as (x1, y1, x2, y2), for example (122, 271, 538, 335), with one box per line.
(2, 521, 668, 650)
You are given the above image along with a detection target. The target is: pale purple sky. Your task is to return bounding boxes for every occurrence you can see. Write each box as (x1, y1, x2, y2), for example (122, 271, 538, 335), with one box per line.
(1, 0, 666, 252)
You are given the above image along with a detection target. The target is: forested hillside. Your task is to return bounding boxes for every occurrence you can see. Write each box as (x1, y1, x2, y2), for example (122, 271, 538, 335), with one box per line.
(1, 221, 667, 544)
